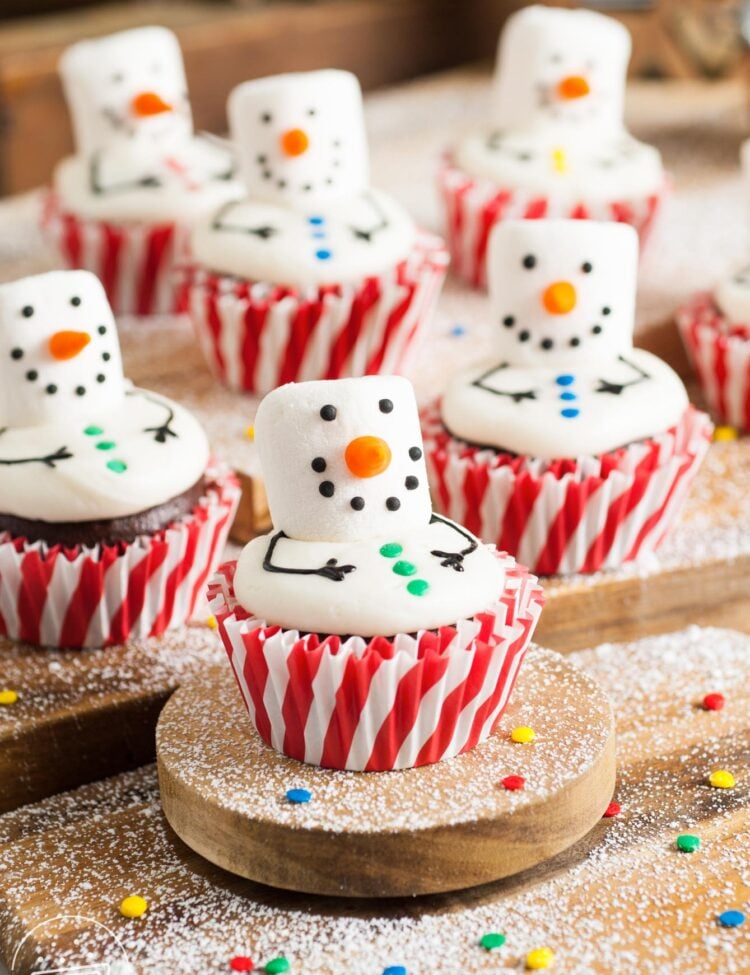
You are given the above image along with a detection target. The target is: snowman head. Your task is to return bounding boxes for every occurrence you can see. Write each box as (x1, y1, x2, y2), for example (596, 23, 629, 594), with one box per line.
(228, 70, 368, 209)
(488, 220, 638, 368)
(492, 6, 630, 138)
(0, 270, 125, 428)
(255, 376, 431, 543)
(59, 26, 193, 158)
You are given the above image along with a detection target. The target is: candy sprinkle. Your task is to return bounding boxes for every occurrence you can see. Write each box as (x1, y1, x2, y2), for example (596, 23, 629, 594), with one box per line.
(718, 910, 746, 928)
(511, 725, 536, 744)
(676, 834, 700, 853)
(245, 425, 255, 441)
(286, 788, 311, 804)
(206, 615, 218, 631)
(603, 801, 621, 818)
(480, 932, 506, 950)
(526, 946, 555, 969)
(229, 957, 254, 973)
(713, 425, 738, 442)
(702, 692, 725, 711)
(265, 959, 290, 975)
(0, 689, 19, 706)
(501, 775, 526, 792)
(709, 770, 736, 789)
(382, 967, 407, 975)
(449, 324, 467, 337)
(119, 895, 148, 919)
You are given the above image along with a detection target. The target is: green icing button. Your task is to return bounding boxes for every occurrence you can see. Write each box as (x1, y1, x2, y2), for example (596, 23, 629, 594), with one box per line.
(264, 959, 290, 975)
(83, 425, 103, 436)
(407, 579, 430, 597)
(676, 834, 700, 853)
(379, 542, 403, 558)
(480, 932, 506, 951)
(96, 441, 116, 451)
(393, 560, 417, 577)
(106, 460, 128, 474)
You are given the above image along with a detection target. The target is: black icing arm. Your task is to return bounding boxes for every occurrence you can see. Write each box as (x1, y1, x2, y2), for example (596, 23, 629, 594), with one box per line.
(596, 354, 651, 396)
(429, 513, 478, 572)
(0, 430, 73, 469)
(127, 391, 178, 444)
(90, 152, 162, 195)
(211, 201, 277, 238)
(350, 193, 390, 243)
(472, 363, 538, 402)
(263, 531, 356, 582)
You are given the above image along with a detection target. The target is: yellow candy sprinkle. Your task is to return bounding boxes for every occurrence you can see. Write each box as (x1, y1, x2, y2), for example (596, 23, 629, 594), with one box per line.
(511, 725, 536, 744)
(120, 895, 148, 919)
(713, 426, 738, 443)
(709, 769, 736, 789)
(245, 425, 255, 441)
(0, 689, 18, 706)
(551, 148, 567, 173)
(527, 946, 555, 970)
(206, 615, 218, 631)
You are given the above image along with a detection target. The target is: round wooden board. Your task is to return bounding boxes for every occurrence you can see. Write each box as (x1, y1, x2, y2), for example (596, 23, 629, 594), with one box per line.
(157, 647, 615, 898)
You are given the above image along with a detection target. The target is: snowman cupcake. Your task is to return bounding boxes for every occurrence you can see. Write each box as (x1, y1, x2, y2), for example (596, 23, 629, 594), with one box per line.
(181, 70, 449, 394)
(42, 26, 243, 316)
(0, 270, 240, 648)
(208, 375, 543, 771)
(423, 220, 712, 576)
(440, 6, 666, 288)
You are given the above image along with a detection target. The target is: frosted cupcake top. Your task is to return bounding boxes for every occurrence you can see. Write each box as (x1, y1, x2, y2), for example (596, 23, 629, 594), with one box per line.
(454, 6, 663, 203)
(441, 220, 688, 459)
(54, 26, 242, 222)
(0, 270, 208, 524)
(233, 376, 504, 636)
(191, 71, 416, 289)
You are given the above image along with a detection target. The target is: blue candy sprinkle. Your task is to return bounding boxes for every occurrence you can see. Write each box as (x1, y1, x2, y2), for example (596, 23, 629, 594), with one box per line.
(312, 231, 327, 239)
(560, 391, 577, 401)
(382, 967, 407, 975)
(556, 374, 575, 386)
(308, 216, 325, 225)
(561, 408, 580, 419)
(286, 788, 311, 804)
(449, 324, 467, 337)
(718, 910, 745, 928)
(315, 249, 333, 261)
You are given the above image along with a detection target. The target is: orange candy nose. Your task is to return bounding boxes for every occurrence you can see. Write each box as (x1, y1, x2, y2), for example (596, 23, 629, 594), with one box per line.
(557, 75, 590, 101)
(345, 436, 392, 479)
(48, 330, 91, 360)
(280, 128, 310, 157)
(542, 281, 577, 315)
(131, 91, 173, 117)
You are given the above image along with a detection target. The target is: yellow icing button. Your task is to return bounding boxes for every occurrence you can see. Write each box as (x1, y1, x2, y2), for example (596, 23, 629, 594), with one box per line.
(120, 895, 148, 919)
(713, 426, 738, 442)
(206, 615, 218, 631)
(0, 689, 18, 706)
(511, 725, 536, 744)
(526, 946, 555, 970)
(709, 769, 736, 789)
(245, 425, 255, 441)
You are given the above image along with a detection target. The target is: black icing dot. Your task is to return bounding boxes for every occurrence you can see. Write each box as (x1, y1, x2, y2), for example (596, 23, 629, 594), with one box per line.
(541, 338, 554, 350)
(311, 457, 327, 473)
(320, 404, 337, 421)
(303, 184, 312, 192)
(592, 325, 603, 335)
(261, 112, 272, 124)
(503, 316, 515, 328)
(307, 107, 317, 117)
(581, 262, 593, 274)
(10, 348, 23, 360)
(519, 330, 531, 343)
(262, 171, 272, 180)
(277, 180, 287, 189)
(70, 296, 81, 307)
(102, 352, 111, 362)
(386, 497, 401, 511)
(256, 154, 267, 164)
(522, 254, 537, 270)
(351, 497, 365, 511)
(45, 384, 57, 395)
(96, 374, 106, 383)
(97, 325, 107, 335)
(569, 336, 581, 347)
(21, 305, 33, 318)
(602, 306, 611, 316)
(26, 370, 37, 382)
(75, 386, 86, 396)
(405, 476, 419, 490)
(409, 446, 422, 461)
(379, 398, 393, 414)
(319, 481, 335, 498)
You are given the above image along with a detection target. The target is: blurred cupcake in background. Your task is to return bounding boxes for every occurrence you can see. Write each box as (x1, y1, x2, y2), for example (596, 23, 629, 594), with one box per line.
(42, 26, 243, 316)
(180, 70, 448, 395)
(439, 5, 667, 288)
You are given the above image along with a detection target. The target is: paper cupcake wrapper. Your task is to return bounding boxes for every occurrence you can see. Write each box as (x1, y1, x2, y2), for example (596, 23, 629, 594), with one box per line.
(176, 230, 449, 395)
(40, 191, 189, 317)
(423, 405, 712, 576)
(676, 292, 750, 430)
(437, 155, 667, 289)
(0, 463, 240, 649)
(208, 554, 543, 771)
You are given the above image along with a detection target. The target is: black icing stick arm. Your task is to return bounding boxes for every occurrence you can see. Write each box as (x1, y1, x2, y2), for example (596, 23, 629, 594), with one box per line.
(429, 513, 478, 573)
(0, 441, 73, 468)
(211, 201, 278, 239)
(263, 531, 356, 582)
(472, 363, 538, 403)
(350, 192, 390, 243)
(90, 152, 162, 195)
(127, 390, 178, 444)
(596, 354, 652, 396)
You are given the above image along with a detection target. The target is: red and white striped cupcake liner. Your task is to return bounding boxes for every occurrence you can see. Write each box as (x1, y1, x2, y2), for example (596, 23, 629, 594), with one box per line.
(437, 156, 667, 289)
(0, 463, 240, 649)
(176, 231, 449, 395)
(40, 192, 189, 317)
(676, 292, 750, 430)
(422, 405, 712, 576)
(208, 554, 544, 772)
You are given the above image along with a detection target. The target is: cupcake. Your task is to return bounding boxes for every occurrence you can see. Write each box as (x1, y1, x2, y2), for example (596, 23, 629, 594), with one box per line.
(42, 26, 243, 316)
(0, 269, 240, 648)
(440, 6, 666, 288)
(181, 70, 449, 394)
(208, 375, 543, 771)
(423, 220, 712, 576)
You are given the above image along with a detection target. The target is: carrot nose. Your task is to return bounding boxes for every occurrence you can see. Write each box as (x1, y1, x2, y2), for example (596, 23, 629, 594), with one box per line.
(280, 128, 309, 157)
(557, 75, 590, 101)
(542, 281, 577, 315)
(48, 330, 91, 360)
(131, 91, 173, 117)
(345, 436, 391, 478)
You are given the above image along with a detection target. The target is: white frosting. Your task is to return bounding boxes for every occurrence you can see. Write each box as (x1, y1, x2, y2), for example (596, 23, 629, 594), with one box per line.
(715, 265, 750, 325)
(441, 221, 688, 459)
(56, 26, 242, 222)
(0, 271, 209, 522)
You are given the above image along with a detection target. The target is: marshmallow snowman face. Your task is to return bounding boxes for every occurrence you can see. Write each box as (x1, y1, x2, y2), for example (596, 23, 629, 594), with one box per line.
(255, 376, 431, 543)
(488, 220, 638, 368)
(0, 270, 125, 428)
(228, 70, 368, 209)
(493, 6, 630, 137)
(59, 26, 192, 158)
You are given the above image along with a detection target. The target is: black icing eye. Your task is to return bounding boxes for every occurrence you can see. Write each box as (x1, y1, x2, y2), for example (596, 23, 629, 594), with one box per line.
(522, 255, 536, 270)
(503, 316, 515, 328)
(10, 348, 23, 360)
(98, 325, 107, 335)
(351, 497, 365, 510)
(21, 305, 33, 318)
(311, 457, 326, 473)
(261, 112, 272, 124)
(581, 262, 593, 273)
(320, 404, 337, 421)
(386, 497, 401, 511)
(379, 398, 393, 414)
(405, 476, 419, 490)
(602, 306, 611, 316)
(409, 446, 422, 461)
(319, 481, 335, 498)
(70, 296, 81, 307)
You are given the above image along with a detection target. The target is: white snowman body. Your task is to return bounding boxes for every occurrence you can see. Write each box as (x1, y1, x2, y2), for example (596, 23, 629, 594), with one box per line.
(0, 270, 208, 523)
(441, 221, 688, 459)
(191, 71, 415, 288)
(233, 376, 504, 636)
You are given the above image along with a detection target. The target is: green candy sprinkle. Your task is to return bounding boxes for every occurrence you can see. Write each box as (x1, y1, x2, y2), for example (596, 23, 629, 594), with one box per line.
(407, 579, 430, 597)
(106, 460, 128, 474)
(379, 542, 403, 558)
(96, 441, 116, 451)
(83, 425, 103, 436)
(393, 560, 417, 577)
(480, 932, 506, 951)
(676, 834, 700, 853)
(265, 959, 290, 975)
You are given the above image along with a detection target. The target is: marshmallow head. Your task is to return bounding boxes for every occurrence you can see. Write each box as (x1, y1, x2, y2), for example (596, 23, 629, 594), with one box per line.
(493, 6, 630, 136)
(59, 26, 192, 157)
(488, 220, 638, 368)
(228, 70, 368, 209)
(255, 376, 431, 543)
(0, 271, 125, 428)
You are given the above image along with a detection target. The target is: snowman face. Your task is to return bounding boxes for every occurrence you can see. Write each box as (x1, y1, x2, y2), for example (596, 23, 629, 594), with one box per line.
(59, 26, 192, 158)
(716, 265, 750, 325)
(255, 376, 432, 543)
(0, 270, 125, 428)
(487, 220, 638, 368)
(228, 70, 368, 209)
(492, 6, 630, 136)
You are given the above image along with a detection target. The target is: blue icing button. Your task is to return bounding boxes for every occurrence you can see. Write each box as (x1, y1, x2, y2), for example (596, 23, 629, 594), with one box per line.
(560, 391, 577, 401)
(308, 216, 325, 226)
(556, 374, 575, 387)
(312, 230, 327, 239)
(315, 249, 333, 261)
(560, 407, 580, 419)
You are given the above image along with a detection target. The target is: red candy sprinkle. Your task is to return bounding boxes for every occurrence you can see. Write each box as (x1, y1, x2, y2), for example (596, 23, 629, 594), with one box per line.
(603, 801, 621, 818)
(229, 957, 254, 972)
(501, 775, 526, 791)
(703, 693, 725, 711)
